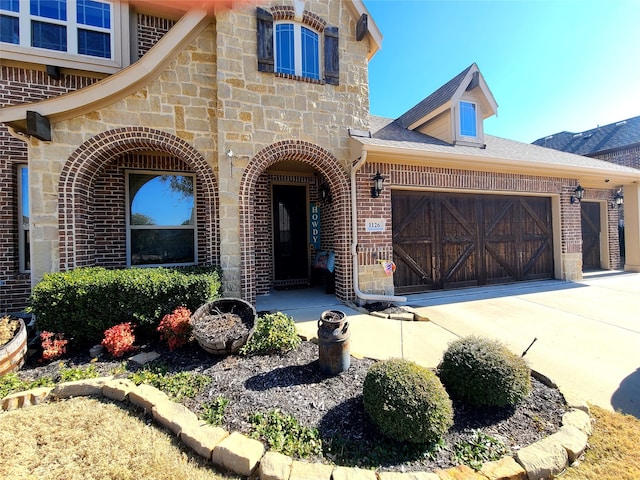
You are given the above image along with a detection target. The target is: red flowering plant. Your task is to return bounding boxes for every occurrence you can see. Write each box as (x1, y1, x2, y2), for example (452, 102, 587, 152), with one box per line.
(101, 322, 137, 358)
(40, 331, 68, 362)
(157, 306, 192, 351)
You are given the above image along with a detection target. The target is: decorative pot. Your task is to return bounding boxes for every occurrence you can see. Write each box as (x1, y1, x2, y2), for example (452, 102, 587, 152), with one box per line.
(0, 318, 27, 376)
(191, 298, 256, 355)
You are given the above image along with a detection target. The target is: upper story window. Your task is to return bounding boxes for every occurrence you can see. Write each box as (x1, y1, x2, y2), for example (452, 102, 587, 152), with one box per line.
(459, 101, 477, 138)
(126, 171, 196, 267)
(275, 22, 319, 80)
(0, 0, 128, 73)
(257, 7, 339, 85)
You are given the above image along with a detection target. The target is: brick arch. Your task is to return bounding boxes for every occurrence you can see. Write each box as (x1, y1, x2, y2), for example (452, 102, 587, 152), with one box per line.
(58, 127, 218, 270)
(239, 140, 352, 303)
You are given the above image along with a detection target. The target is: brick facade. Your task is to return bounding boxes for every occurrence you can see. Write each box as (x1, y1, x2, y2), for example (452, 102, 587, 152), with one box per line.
(0, 13, 175, 311)
(1, 1, 634, 312)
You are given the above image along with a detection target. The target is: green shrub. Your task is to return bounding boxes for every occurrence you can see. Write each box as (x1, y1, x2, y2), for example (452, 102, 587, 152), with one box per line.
(438, 336, 531, 407)
(128, 364, 211, 401)
(0, 373, 54, 399)
(249, 409, 322, 458)
(452, 430, 508, 471)
(200, 396, 230, 426)
(30, 266, 221, 347)
(363, 358, 454, 444)
(59, 364, 100, 382)
(240, 312, 301, 356)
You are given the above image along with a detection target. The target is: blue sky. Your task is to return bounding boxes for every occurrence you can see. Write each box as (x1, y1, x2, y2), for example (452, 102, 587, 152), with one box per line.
(363, 0, 640, 143)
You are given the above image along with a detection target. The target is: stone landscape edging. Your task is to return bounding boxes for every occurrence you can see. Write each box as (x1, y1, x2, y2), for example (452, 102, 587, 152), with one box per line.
(1, 376, 593, 480)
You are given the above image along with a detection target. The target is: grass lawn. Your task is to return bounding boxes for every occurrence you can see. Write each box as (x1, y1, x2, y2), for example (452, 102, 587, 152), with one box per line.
(558, 405, 640, 480)
(1, 397, 639, 479)
(0, 396, 238, 480)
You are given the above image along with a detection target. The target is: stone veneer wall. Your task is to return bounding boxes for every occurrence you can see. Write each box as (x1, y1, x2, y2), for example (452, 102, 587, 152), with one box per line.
(0, 13, 177, 311)
(216, 1, 370, 301)
(25, 21, 218, 288)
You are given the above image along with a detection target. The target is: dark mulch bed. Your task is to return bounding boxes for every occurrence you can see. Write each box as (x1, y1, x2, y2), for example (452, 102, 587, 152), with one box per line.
(14, 337, 568, 473)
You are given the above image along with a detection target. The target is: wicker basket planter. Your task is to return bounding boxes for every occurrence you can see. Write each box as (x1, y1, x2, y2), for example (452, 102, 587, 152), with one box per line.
(191, 298, 256, 355)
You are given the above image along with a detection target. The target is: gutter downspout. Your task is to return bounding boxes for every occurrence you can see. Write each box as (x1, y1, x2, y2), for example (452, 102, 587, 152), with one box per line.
(351, 150, 407, 304)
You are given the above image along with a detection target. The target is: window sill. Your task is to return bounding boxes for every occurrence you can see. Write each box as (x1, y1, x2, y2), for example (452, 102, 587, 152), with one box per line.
(274, 72, 324, 85)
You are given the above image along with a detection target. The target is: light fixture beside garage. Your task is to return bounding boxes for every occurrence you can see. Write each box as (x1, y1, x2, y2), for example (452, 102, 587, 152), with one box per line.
(371, 171, 385, 198)
(612, 188, 624, 209)
(570, 184, 585, 204)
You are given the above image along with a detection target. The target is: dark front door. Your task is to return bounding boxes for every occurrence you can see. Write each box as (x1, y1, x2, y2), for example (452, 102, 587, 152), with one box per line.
(392, 191, 554, 294)
(273, 185, 309, 286)
(581, 202, 601, 270)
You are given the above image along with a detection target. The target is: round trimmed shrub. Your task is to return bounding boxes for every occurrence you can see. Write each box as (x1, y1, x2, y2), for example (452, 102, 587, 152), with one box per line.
(438, 336, 531, 407)
(363, 358, 454, 444)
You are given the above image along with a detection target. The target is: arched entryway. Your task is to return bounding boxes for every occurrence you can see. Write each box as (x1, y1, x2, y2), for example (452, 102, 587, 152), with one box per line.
(58, 127, 219, 271)
(239, 141, 351, 304)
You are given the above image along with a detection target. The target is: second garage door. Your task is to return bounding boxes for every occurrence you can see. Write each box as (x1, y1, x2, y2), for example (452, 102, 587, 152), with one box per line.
(392, 191, 554, 294)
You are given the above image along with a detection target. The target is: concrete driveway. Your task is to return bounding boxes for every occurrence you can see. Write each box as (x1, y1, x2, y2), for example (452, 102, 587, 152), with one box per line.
(406, 272, 640, 418)
(290, 272, 640, 418)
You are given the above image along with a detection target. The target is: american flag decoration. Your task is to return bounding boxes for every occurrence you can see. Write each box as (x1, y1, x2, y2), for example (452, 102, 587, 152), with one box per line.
(378, 259, 396, 276)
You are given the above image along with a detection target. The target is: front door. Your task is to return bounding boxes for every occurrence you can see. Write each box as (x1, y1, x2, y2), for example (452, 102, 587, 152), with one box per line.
(273, 185, 309, 286)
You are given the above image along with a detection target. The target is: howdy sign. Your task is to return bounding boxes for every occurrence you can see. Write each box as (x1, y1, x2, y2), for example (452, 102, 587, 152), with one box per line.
(310, 202, 321, 249)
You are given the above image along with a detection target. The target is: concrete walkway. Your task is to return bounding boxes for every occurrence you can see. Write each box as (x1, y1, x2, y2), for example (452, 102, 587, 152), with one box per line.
(257, 273, 640, 418)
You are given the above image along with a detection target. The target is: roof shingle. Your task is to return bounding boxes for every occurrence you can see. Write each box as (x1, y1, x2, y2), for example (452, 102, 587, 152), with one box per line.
(532, 115, 640, 156)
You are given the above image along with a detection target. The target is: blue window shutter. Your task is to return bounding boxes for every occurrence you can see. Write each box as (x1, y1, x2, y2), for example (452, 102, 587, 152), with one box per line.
(256, 7, 274, 73)
(324, 26, 339, 85)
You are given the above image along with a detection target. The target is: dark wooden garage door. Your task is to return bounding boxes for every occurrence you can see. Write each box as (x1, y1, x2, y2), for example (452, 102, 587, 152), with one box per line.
(581, 202, 601, 270)
(392, 192, 554, 294)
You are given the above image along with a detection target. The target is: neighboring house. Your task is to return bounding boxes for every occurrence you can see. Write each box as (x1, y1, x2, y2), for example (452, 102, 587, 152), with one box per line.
(2, 1, 640, 314)
(533, 116, 640, 264)
(533, 115, 640, 169)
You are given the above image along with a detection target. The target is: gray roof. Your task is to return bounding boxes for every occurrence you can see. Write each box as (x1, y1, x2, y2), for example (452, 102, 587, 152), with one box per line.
(363, 115, 640, 175)
(532, 115, 640, 156)
(396, 64, 474, 129)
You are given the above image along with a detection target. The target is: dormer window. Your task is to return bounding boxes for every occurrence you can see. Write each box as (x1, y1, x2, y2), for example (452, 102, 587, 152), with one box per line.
(459, 101, 477, 138)
(275, 22, 320, 80)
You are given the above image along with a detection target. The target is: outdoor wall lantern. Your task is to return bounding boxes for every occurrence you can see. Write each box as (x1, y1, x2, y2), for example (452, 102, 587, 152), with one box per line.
(612, 188, 624, 209)
(371, 171, 385, 198)
(570, 184, 585, 204)
(320, 183, 332, 203)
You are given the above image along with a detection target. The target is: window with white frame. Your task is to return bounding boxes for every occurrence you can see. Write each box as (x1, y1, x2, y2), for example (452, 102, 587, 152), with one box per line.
(275, 22, 320, 80)
(17, 165, 30, 273)
(0, 0, 126, 72)
(126, 171, 196, 267)
(459, 101, 478, 138)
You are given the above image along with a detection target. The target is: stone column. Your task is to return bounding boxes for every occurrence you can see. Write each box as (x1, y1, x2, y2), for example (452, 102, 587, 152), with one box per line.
(623, 183, 640, 272)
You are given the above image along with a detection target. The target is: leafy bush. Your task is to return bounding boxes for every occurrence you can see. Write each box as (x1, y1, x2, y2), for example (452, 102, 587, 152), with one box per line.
(128, 364, 211, 401)
(157, 306, 192, 351)
(363, 358, 454, 444)
(30, 266, 221, 347)
(200, 396, 230, 426)
(438, 336, 531, 407)
(101, 323, 137, 358)
(249, 409, 322, 458)
(0, 373, 54, 399)
(40, 331, 68, 362)
(452, 430, 508, 471)
(240, 312, 301, 356)
(59, 364, 100, 382)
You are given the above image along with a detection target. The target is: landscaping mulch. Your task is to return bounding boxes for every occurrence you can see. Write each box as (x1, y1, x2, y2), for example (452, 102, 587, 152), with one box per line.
(15, 339, 568, 473)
